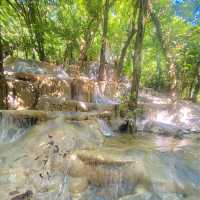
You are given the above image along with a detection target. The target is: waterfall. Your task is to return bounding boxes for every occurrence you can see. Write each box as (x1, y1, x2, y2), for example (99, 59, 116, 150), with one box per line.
(0, 113, 37, 144)
(97, 118, 114, 136)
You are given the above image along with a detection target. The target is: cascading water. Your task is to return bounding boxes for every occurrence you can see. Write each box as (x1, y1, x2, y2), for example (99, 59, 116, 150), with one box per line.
(0, 112, 37, 144)
(1, 58, 200, 200)
(97, 118, 114, 137)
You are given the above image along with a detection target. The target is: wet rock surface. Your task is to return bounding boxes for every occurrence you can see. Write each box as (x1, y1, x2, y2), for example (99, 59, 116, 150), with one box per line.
(143, 120, 190, 138)
(1, 115, 200, 200)
(4, 58, 121, 111)
(0, 113, 105, 200)
(1, 59, 200, 200)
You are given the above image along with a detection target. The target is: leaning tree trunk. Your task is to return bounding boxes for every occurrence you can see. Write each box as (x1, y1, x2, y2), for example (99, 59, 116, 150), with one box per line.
(117, 21, 136, 79)
(130, 0, 147, 109)
(148, 0, 179, 101)
(98, 0, 110, 81)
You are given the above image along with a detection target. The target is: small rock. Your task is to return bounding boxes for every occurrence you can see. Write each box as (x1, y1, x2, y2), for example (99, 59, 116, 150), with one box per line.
(69, 177, 88, 194)
(11, 190, 33, 200)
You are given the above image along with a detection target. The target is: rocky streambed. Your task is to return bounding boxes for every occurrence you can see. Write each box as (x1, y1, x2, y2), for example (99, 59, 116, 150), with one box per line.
(0, 110, 200, 200)
(0, 58, 200, 200)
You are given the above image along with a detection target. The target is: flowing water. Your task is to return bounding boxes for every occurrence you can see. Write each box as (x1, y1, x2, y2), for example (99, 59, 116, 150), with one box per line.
(0, 112, 37, 144)
(0, 111, 200, 200)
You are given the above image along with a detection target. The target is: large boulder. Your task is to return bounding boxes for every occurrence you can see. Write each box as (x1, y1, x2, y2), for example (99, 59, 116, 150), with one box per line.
(4, 57, 51, 74)
(4, 73, 71, 110)
(37, 75, 71, 98)
(143, 120, 190, 137)
(6, 78, 37, 109)
(3, 58, 72, 110)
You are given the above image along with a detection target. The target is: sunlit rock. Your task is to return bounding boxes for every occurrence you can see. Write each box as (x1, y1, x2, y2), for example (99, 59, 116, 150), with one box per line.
(118, 192, 153, 200)
(71, 78, 94, 102)
(14, 72, 38, 82)
(6, 79, 37, 109)
(67, 154, 88, 177)
(143, 120, 189, 137)
(71, 148, 137, 186)
(37, 75, 71, 98)
(4, 57, 51, 74)
(66, 64, 80, 77)
(69, 177, 88, 194)
(36, 97, 89, 112)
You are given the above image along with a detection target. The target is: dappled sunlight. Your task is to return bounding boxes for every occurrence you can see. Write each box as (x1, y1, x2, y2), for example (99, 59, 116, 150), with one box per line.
(7, 93, 27, 110)
(94, 81, 120, 104)
(155, 111, 174, 124)
(0, 0, 199, 198)
(140, 90, 171, 105)
(79, 101, 87, 110)
(154, 136, 192, 152)
(70, 154, 77, 161)
(141, 91, 200, 132)
(179, 106, 191, 125)
(39, 142, 46, 147)
(7, 94, 20, 108)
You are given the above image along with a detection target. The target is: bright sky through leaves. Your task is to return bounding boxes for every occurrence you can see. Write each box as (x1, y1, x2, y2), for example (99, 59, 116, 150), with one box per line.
(173, 0, 200, 24)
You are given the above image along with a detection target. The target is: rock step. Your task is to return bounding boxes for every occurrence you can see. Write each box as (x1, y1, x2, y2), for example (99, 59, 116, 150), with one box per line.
(72, 148, 135, 166)
(36, 96, 119, 115)
(0, 110, 49, 122)
(3, 74, 95, 109)
(0, 110, 113, 123)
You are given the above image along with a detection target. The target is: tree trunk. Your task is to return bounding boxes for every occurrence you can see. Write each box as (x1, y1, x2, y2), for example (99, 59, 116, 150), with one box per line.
(156, 52, 161, 90)
(79, 42, 89, 69)
(79, 32, 93, 71)
(191, 65, 200, 102)
(191, 79, 200, 102)
(79, 18, 98, 70)
(117, 22, 136, 79)
(36, 38, 46, 62)
(0, 26, 3, 74)
(130, 0, 147, 109)
(0, 24, 8, 109)
(128, 0, 147, 134)
(148, 0, 179, 101)
(98, 0, 110, 81)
